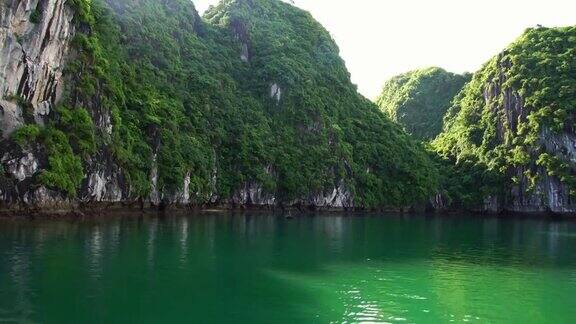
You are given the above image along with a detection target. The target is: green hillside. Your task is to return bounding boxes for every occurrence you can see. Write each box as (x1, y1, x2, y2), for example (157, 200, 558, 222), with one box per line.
(376, 67, 470, 141)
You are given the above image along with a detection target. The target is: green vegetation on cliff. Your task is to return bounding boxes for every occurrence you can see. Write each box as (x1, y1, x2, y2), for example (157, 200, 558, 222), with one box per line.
(202, 0, 438, 206)
(434, 26, 576, 206)
(376, 67, 470, 141)
(20, 0, 438, 207)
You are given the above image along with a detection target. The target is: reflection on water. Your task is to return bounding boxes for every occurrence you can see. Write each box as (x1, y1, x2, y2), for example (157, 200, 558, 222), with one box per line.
(87, 226, 103, 279)
(7, 248, 34, 323)
(147, 217, 158, 269)
(0, 213, 575, 323)
(179, 217, 189, 266)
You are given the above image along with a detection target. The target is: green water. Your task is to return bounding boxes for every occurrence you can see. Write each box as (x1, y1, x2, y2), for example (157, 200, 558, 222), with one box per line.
(1, 213, 576, 323)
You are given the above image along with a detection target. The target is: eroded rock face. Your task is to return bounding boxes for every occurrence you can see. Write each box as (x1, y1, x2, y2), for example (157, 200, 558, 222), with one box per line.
(429, 193, 446, 211)
(149, 153, 161, 206)
(308, 182, 353, 209)
(82, 153, 126, 203)
(0, 144, 68, 207)
(0, 0, 76, 208)
(225, 180, 354, 210)
(231, 181, 276, 206)
(270, 83, 282, 103)
(4, 150, 38, 181)
(230, 18, 250, 63)
(0, 0, 75, 137)
(483, 71, 576, 214)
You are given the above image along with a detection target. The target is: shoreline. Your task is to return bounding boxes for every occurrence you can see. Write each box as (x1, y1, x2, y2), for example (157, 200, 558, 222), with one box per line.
(0, 202, 574, 220)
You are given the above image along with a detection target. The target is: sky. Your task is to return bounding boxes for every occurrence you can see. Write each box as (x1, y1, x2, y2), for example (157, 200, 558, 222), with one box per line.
(193, 0, 576, 99)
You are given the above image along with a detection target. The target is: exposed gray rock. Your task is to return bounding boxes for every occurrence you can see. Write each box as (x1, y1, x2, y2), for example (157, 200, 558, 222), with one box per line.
(270, 83, 281, 103)
(430, 193, 446, 211)
(0, 0, 75, 137)
(3, 150, 38, 181)
(230, 18, 250, 63)
(308, 182, 353, 209)
(232, 181, 276, 206)
(508, 166, 575, 214)
(483, 196, 500, 214)
(180, 172, 191, 204)
(0, 100, 24, 137)
(149, 153, 161, 205)
(27, 185, 66, 208)
(84, 169, 123, 202)
(480, 67, 576, 214)
(240, 43, 249, 62)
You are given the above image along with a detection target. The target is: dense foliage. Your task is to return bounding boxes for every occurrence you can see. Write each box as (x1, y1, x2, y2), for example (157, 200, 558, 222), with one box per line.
(10, 0, 439, 207)
(376, 67, 470, 141)
(203, 0, 438, 206)
(13, 124, 84, 196)
(434, 26, 576, 206)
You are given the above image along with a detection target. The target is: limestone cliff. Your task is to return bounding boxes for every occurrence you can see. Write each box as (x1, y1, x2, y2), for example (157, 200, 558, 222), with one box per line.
(0, 0, 437, 211)
(0, 0, 74, 136)
(485, 64, 575, 213)
(434, 27, 576, 215)
(0, 0, 74, 208)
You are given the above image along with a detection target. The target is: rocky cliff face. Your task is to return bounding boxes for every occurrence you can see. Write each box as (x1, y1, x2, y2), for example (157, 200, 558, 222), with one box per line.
(0, 0, 74, 208)
(485, 69, 576, 214)
(0, 0, 153, 209)
(0, 0, 74, 136)
(434, 27, 576, 215)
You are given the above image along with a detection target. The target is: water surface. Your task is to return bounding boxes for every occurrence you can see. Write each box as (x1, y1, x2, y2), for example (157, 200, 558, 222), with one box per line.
(1, 212, 575, 323)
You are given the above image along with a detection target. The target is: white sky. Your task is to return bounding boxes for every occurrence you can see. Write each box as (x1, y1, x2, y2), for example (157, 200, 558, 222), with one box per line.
(193, 0, 576, 99)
